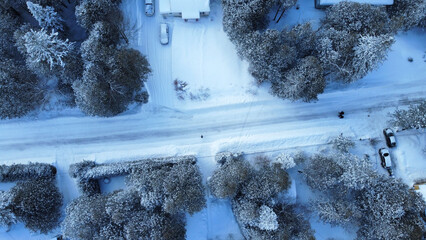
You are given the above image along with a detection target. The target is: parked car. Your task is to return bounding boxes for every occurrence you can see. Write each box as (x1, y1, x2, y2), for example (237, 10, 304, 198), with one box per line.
(160, 23, 169, 45)
(379, 148, 393, 176)
(383, 128, 396, 147)
(145, 0, 154, 16)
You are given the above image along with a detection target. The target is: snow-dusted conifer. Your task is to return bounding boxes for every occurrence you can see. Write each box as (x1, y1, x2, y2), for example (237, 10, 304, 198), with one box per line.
(10, 179, 62, 233)
(258, 205, 278, 231)
(274, 153, 296, 170)
(353, 34, 394, 79)
(26, 2, 63, 31)
(329, 134, 355, 153)
(22, 29, 73, 69)
(62, 194, 108, 240)
(390, 100, 426, 130)
(208, 156, 253, 198)
(0, 58, 42, 119)
(0, 191, 16, 231)
(271, 56, 325, 102)
(386, 0, 426, 30)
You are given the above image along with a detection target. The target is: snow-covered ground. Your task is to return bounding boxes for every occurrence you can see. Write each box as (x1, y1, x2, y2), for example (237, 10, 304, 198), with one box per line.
(0, 0, 425, 239)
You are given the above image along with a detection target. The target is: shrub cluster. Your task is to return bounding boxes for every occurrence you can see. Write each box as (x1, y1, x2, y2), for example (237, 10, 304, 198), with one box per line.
(64, 157, 205, 239)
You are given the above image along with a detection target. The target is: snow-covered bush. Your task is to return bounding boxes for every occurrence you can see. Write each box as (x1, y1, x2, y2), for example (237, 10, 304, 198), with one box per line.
(10, 179, 62, 233)
(62, 194, 109, 240)
(329, 134, 355, 153)
(69, 160, 96, 178)
(0, 163, 56, 182)
(26, 1, 63, 31)
(389, 100, 426, 130)
(77, 178, 101, 196)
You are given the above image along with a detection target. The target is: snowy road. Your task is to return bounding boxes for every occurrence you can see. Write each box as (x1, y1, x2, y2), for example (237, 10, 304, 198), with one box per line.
(0, 77, 424, 162)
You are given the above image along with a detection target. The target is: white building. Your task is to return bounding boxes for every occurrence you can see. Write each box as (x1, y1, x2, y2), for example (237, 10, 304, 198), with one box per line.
(159, 0, 210, 20)
(315, 0, 394, 8)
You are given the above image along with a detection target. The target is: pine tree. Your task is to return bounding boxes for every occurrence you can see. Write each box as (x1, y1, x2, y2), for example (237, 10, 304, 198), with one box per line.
(26, 1, 63, 31)
(386, 0, 426, 31)
(10, 179, 62, 233)
(0, 191, 16, 231)
(353, 34, 394, 80)
(271, 56, 325, 102)
(258, 205, 278, 231)
(389, 100, 426, 130)
(21, 29, 73, 70)
(0, 58, 42, 119)
(329, 134, 355, 153)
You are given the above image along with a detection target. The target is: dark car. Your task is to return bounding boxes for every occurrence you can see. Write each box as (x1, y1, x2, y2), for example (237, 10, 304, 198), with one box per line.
(383, 128, 396, 147)
(379, 148, 393, 176)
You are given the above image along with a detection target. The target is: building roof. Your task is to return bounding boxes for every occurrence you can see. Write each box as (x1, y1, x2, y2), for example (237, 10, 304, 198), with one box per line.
(318, 0, 393, 5)
(159, 0, 210, 19)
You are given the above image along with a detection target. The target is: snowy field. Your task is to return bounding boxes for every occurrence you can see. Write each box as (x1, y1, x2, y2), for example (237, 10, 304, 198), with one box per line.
(0, 0, 425, 239)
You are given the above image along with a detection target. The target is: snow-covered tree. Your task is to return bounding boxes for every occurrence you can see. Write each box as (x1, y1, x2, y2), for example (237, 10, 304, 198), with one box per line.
(10, 179, 62, 233)
(258, 205, 278, 231)
(271, 56, 325, 102)
(329, 134, 355, 153)
(208, 155, 253, 198)
(127, 161, 205, 214)
(74, 22, 150, 117)
(75, 0, 122, 30)
(242, 164, 290, 202)
(274, 153, 296, 170)
(0, 191, 16, 232)
(304, 151, 426, 240)
(323, 1, 391, 35)
(317, 2, 394, 83)
(0, 57, 42, 119)
(20, 29, 73, 69)
(283, 22, 317, 58)
(353, 34, 394, 79)
(386, 0, 426, 31)
(241, 30, 296, 84)
(389, 100, 426, 130)
(357, 175, 426, 239)
(26, 1, 63, 31)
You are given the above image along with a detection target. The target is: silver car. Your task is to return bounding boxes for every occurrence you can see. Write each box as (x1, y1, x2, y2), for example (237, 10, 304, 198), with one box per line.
(160, 23, 169, 45)
(379, 148, 393, 176)
(145, 0, 154, 16)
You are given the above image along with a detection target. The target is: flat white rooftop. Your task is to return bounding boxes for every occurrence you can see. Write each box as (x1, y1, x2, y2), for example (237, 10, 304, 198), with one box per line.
(318, 0, 394, 5)
(159, 0, 210, 19)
